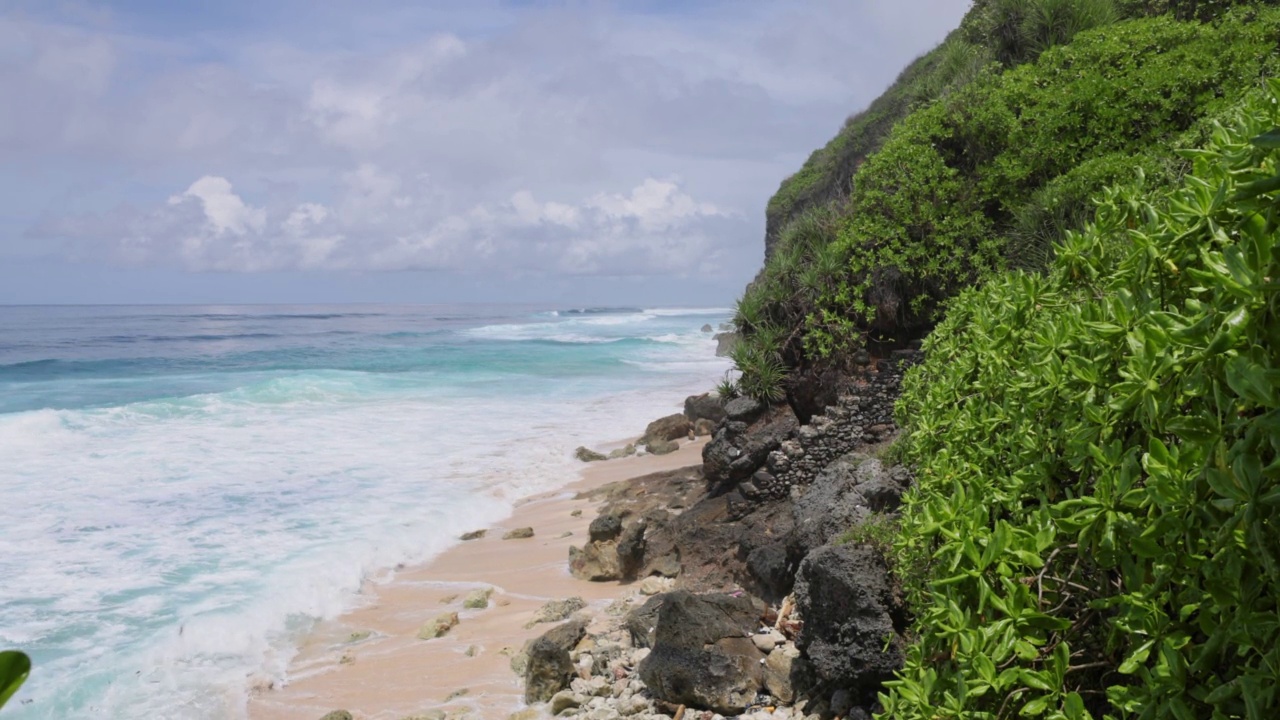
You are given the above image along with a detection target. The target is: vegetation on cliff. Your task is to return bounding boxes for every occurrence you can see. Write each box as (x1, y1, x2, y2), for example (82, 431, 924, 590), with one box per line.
(733, 1, 1280, 403)
(888, 82, 1280, 719)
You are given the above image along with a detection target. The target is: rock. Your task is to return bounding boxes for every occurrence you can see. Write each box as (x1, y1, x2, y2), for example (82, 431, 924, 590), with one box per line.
(576, 446, 609, 462)
(509, 710, 541, 720)
(559, 531, 573, 538)
(790, 453, 910, 556)
(714, 332, 739, 357)
(459, 529, 486, 541)
(569, 540, 622, 581)
(701, 324, 713, 333)
(624, 594, 664, 648)
(418, 612, 459, 639)
(751, 630, 784, 653)
(504, 527, 535, 540)
(463, 587, 493, 609)
(745, 542, 792, 602)
(693, 419, 717, 437)
(589, 514, 623, 542)
(684, 394, 727, 424)
(346, 630, 372, 643)
(440, 593, 459, 605)
(637, 592, 766, 714)
(646, 439, 679, 456)
(525, 619, 589, 703)
(550, 689, 584, 714)
(724, 396, 765, 423)
(763, 644, 800, 704)
(571, 509, 584, 517)
(639, 576, 670, 596)
(830, 688, 854, 718)
(465, 645, 479, 657)
(320, 712, 353, 720)
(608, 444, 637, 459)
(528, 597, 587, 627)
(794, 545, 905, 695)
(616, 521, 647, 580)
(642, 414, 694, 444)
(702, 407, 797, 487)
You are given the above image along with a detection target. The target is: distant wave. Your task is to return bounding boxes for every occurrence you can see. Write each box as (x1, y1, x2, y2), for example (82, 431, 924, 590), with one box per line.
(552, 307, 645, 316)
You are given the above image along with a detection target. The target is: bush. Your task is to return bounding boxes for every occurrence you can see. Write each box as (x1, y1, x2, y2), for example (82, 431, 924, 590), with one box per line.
(882, 80, 1280, 720)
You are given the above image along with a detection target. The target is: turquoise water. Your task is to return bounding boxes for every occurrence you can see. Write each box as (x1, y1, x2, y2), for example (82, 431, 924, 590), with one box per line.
(0, 305, 731, 719)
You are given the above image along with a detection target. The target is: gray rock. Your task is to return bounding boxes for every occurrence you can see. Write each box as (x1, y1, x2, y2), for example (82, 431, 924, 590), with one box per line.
(320, 712, 353, 720)
(683, 393, 727, 424)
(608, 444, 637, 459)
(701, 324, 713, 333)
(831, 688, 854, 717)
(576, 446, 609, 462)
(616, 521, 647, 580)
(763, 643, 801, 704)
(589, 514, 623, 542)
(724, 397, 764, 423)
(528, 597, 587, 627)
(714, 332, 739, 357)
(641, 414, 694, 444)
(645, 439, 679, 456)
(503, 527, 535, 540)
(693, 418, 717, 437)
(623, 594, 664, 648)
(550, 689, 584, 714)
(637, 591, 766, 714)
(794, 545, 904, 694)
(751, 630, 784, 653)
(525, 619, 589, 703)
(459, 529, 486, 541)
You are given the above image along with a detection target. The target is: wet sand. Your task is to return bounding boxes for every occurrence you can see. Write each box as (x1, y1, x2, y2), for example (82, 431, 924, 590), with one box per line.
(248, 439, 706, 720)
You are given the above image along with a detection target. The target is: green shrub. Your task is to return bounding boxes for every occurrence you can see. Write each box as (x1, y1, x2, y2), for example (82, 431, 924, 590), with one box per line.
(881, 81, 1280, 720)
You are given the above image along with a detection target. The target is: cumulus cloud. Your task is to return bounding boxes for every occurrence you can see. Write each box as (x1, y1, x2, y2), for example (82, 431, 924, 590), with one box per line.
(3, 0, 969, 299)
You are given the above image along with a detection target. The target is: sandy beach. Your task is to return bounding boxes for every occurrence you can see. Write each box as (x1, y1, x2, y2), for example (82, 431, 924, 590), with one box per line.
(248, 439, 708, 720)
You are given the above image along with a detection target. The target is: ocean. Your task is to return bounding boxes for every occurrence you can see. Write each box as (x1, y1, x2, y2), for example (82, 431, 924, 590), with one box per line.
(0, 304, 732, 719)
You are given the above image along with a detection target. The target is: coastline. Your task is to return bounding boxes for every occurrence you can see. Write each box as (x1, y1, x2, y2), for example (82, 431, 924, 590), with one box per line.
(248, 439, 709, 720)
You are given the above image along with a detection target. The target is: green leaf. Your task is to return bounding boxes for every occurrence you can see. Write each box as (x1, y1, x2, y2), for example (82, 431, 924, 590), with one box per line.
(1249, 128, 1280, 149)
(0, 651, 30, 710)
(1118, 640, 1153, 674)
(1233, 173, 1280, 200)
(1021, 697, 1050, 717)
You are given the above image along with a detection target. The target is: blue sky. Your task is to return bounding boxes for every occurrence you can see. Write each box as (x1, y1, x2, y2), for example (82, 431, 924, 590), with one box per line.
(0, 0, 968, 305)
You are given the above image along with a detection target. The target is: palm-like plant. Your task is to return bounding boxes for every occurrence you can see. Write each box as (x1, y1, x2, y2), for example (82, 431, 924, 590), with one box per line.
(0, 651, 30, 710)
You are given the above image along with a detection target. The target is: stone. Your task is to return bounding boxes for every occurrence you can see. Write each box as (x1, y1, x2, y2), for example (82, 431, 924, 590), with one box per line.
(724, 396, 765, 423)
(608, 444, 637, 459)
(550, 690, 584, 714)
(346, 630, 372, 643)
(745, 542, 792, 603)
(569, 540, 622, 581)
(693, 419, 717, 437)
(751, 630, 785, 653)
(701, 324, 713, 333)
(641, 414, 694, 444)
(503, 527, 535, 540)
(463, 587, 493, 609)
(509, 710, 541, 720)
(639, 576, 669, 596)
(683, 393, 727, 424)
(459, 529, 486, 541)
(576, 446, 609, 462)
(637, 591, 766, 714)
(645, 439, 679, 456)
(320, 712, 354, 720)
(528, 597, 587, 627)
(525, 619, 589, 703)
(794, 545, 905, 694)
(623, 594, 664, 649)
(418, 612, 459, 639)
(714, 332, 739, 357)
(465, 645, 479, 657)
(763, 644, 800, 704)
(702, 408, 797, 488)
(571, 509, 584, 517)
(830, 688, 854, 718)
(589, 514, 623, 542)
(616, 521, 647, 580)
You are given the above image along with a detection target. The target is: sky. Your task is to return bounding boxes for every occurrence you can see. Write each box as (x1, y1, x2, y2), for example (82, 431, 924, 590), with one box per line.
(0, 0, 968, 306)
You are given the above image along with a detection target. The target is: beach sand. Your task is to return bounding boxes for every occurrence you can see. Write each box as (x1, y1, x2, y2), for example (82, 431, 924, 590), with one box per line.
(248, 439, 707, 720)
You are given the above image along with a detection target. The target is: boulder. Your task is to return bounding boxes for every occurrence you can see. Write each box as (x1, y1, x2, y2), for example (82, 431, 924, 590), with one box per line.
(745, 542, 792, 602)
(588, 514, 623, 542)
(714, 332, 739, 357)
(645, 439, 679, 456)
(463, 587, 492, 609)
(528, 597, 587, 627)
(693, 419, 717, 437)
(637, 591, 766, 714)
(794, 545, 905, 696)
(575, 446, 608, 462)
(763, 643, 801, 704)
(724, 397, 765, 423)
(320, 712, 353, 720)
(683, 393, 727, 424)
(525, 618, 589, 703)
(623, 594, 664, 649)
(701, 324, 714, 333)
(616, 521, 647, 580)
(459, 529, 486, 541)
(503, 527, 535, 540)
(790, 453, 911, 556)
(642, 414, 694, 444)
(702, 408, 797, 488)
(417, 612, 459, 639)
(569, 540, 621, 581)
(607, 444, 637, 460)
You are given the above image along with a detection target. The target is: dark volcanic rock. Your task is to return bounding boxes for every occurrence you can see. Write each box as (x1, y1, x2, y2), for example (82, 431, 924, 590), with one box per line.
(617, 520, 647, 580)
(638, 591, 766, 713)
(624, 593, 665, 649)
(684, 393, 727, 424)
(524, 618, 588, 703)
(794, 545, 905, 698)
(724, 397, 765, 423)
(785, 366, 846, 425)
(642, 413, 694, 443)
(588, 514, 623, 542)
(702, 406, 797, 488)
(790, 453, 910, 557)
(745, 541, 793, 602)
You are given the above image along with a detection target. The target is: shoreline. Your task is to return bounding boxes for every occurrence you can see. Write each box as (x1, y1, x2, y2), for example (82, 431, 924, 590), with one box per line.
(247, 439, 709, 720)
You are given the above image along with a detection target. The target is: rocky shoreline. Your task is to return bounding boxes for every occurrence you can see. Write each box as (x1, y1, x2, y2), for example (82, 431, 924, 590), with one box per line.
(504, 349, 921, 720)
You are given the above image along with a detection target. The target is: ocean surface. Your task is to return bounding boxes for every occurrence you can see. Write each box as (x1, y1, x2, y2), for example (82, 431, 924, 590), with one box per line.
(0, 304, 732, 719)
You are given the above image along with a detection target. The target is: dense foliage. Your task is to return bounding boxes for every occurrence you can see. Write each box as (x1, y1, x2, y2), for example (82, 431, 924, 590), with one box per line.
(884, 83, 1280, 719)
(732, 3, 1280, 403)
